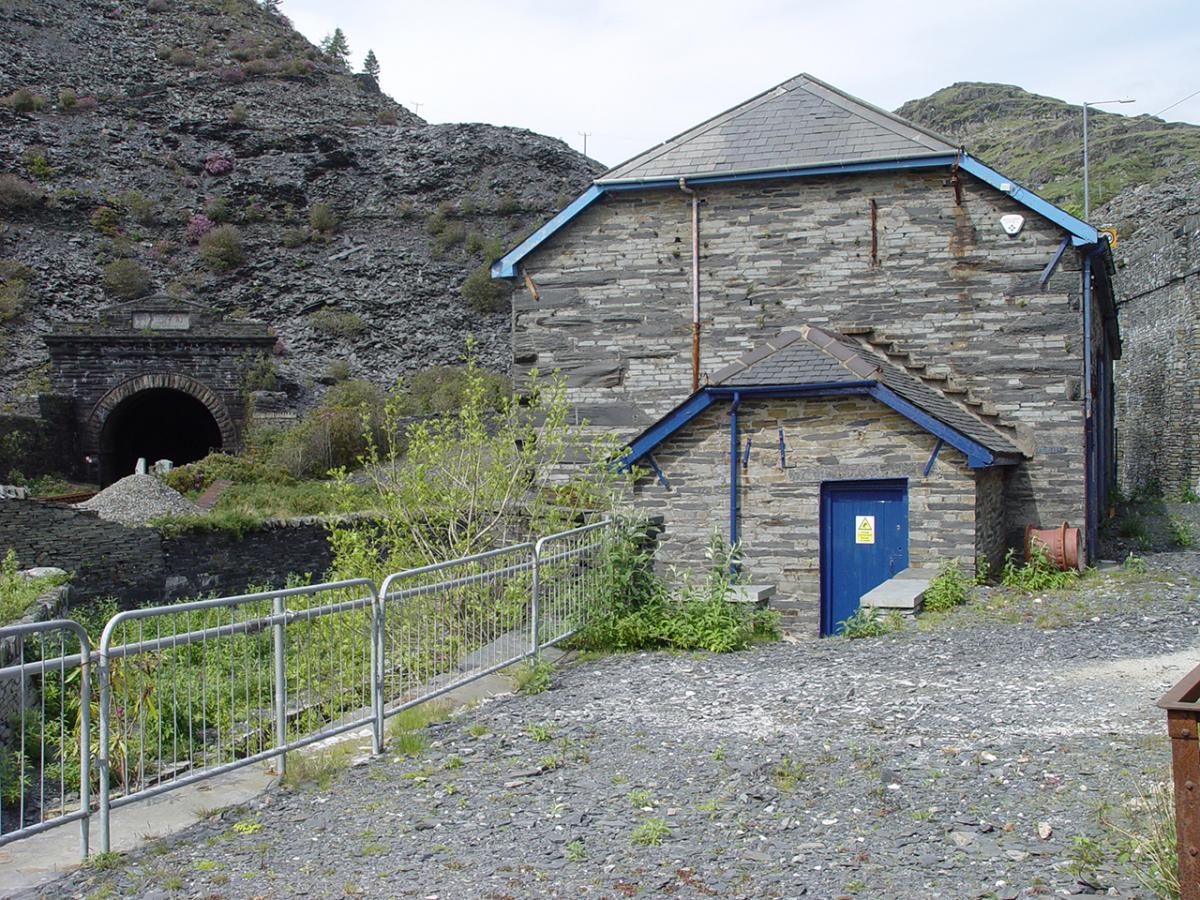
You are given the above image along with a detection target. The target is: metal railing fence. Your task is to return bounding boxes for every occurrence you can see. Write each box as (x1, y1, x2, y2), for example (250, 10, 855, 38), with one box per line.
(0, 620, 91, 857)
(0, 519, 612, 860)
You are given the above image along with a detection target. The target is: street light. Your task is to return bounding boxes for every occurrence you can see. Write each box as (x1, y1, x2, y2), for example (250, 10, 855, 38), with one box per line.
(1083, 97, 1135, 219)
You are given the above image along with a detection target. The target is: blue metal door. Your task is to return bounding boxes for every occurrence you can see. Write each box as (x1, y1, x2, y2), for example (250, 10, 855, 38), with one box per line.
(819, 480, 909, 637)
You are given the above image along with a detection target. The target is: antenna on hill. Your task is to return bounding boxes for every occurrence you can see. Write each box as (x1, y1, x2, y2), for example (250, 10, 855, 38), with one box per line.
(578, 131, 592, 157)
(412, 102, 423, 117)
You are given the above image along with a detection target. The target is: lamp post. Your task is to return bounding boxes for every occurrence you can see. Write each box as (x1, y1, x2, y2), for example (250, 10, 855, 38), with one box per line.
(1083, 98, 1135, 219)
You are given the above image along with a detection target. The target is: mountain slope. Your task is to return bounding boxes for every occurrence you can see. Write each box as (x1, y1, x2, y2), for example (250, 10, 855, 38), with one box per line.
(897, 82, 1200, 217)
(0, 0, 600, 409)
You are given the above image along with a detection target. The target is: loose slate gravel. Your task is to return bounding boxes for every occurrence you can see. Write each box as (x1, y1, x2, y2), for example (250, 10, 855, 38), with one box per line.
(76, 474, 201, 525)
(38, 554, 1200, 899)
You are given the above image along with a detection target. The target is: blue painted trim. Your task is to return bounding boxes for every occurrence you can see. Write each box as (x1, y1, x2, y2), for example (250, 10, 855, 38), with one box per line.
(958, 156, 1098, 245)
(618, 391, 714, 470)
(491, 184, 603, 278)
(493, 153, 1100, 278)
(923, 438, 945, 477)
(621, 381, 1003, 470)
(868, 384, 994, 468)
(1040, 236, 1071, 287)
(729, 392, 741, 566)
(645, 454, 670, 491)
(741, 437, 752, 469)
(778, 428, 786, 469)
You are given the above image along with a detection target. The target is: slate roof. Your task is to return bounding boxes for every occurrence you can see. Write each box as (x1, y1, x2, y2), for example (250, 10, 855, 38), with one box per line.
(599, 73, 958, 183)
(711, 326, 1025, 458)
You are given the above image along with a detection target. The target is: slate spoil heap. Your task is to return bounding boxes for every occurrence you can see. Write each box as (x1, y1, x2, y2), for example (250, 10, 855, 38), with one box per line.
(77, 474, 201, 525)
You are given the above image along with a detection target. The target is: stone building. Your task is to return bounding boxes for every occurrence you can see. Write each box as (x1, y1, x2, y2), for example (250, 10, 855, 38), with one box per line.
(1114, 214, 1200, 497)
(491, 74, 1120, 633)
(42, 297, 276, 485)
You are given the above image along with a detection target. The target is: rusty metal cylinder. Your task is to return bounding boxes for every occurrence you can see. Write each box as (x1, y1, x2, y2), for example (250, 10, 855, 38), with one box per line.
(1023, 521, 1083, 572)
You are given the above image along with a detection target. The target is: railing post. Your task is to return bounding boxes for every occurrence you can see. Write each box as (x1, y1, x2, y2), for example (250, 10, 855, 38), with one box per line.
(78, 641, 91, 860)
(272, 594, 287, 779)
(371, 583, 383, 755)
(530, 544, 541, 659)
(1168, 708, 1200, 900)
(96, 646, 110, 854)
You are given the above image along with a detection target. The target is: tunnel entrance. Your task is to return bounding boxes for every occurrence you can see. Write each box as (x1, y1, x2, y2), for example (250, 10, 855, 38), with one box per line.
(99, 388, 223, 485)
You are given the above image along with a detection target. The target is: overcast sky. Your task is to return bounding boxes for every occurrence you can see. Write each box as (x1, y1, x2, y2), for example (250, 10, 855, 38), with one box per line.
(282, 1, 1199, 168)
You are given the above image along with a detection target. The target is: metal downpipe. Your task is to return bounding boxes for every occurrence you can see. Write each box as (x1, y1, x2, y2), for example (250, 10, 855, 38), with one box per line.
(679, 178, 701, 392)
(729, 392, 741, 566)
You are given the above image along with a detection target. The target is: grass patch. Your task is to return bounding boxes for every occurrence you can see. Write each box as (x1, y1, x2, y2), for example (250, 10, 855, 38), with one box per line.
(388, 701, 451, 756)
(0, 548, 68, 626)
(838, 606, 900, 639)
(510, 658, 552, 695)
(526, 722, 556, 742)
(630, 817, 670, 846)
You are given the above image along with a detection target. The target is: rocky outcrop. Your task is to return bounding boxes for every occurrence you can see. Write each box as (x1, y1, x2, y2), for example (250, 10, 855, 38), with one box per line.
(0, 0, 601, 411)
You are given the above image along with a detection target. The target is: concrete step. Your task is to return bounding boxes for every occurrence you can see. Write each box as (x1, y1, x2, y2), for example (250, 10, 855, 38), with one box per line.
(859, 568, 931, 613)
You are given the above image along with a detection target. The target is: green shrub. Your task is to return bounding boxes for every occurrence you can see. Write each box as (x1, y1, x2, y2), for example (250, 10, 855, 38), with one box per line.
(1119, 515, 1152, 550)
(461, 265, 506, 312)
(168, 47, 196, 67)
(4, 88, 45, 112)
(0, 745, 29, 805)
(1000, 546, 1078, 592)
(203, 196, 231, 223)
(197, 224, 244, 272)
(376, 107, 398, 125)
(433, 221, 466, 253)
(1103, 780, 1179, 900)
(270, 380, 387, 479)
(161, 451, 292, 495)
(1176, 485, 1200, 504)
(121, 191, 158, 225)
(22, 149, 54, 180)
(101, 259, 152, 299)
(0, 260, 32, 322)
(308, 202, 339, 235)
(838, 606, 897, 639)
(90, 205, 122, 234)
(1168, 515, 1193, 548)
(395, 364, 510, 416)
(496, 193, 521, 215)
(922, 559, 971, 612)
(228, 102, 248, 125)
(512, 659, 552, 695)
(308, 307, 366, 338)
(281, 226, 309, 248)
(0, 174, 43, 210)
(325, 359, 352, 382)
(1, 548, 68, 626)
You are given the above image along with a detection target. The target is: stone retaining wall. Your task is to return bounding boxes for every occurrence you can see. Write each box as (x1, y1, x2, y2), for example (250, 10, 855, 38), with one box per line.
(1115, 214, 1200, 496)
(0, 498, 341, 607)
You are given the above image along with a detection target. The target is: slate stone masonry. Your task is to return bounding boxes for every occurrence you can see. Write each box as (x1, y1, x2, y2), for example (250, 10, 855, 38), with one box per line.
(0, 498, 340, 607)
(1115, 214, 1200, 496)
(515, 169, 1100, 547)
(633, 395, 986, 630)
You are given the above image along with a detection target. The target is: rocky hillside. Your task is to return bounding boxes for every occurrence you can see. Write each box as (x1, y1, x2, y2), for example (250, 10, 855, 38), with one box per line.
(897, 82, 1200, 219)
(0, 0, 600, 410)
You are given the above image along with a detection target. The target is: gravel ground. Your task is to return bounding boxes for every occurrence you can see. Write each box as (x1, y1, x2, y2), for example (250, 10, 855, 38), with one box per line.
(77, 474, 200, 525)
(35, 553, 1200, 899)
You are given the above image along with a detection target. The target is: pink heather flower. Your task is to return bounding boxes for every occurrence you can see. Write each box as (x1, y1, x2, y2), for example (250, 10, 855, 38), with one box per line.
(186, 213, 214, 243)
(203, 151, 233, 176)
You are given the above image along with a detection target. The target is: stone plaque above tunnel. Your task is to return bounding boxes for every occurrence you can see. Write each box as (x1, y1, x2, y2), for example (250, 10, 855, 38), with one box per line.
(44, 297, 277, 485)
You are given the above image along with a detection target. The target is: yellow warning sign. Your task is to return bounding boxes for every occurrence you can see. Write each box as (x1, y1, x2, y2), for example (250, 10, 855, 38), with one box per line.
(855, 515, 875, 544)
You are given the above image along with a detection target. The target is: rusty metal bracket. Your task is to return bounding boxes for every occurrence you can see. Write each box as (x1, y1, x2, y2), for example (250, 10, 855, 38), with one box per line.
(1158, 662, 1200, 899)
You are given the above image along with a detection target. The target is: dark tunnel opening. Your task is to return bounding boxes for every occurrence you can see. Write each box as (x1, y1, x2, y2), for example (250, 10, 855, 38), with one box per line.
(99, 388, 222, 485)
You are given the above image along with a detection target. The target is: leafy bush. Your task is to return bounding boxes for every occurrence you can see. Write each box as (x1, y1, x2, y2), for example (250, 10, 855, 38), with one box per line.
(281, 226, 309, 248)
(270, 380, 388, 479)
(162, 451, 291, 495)
(89, 205, 122, 235)
(434, 221, 467, 253)
(0, 260, 33, 322)
(922, 559, 971, 612)
(395, 364, 510, 415)
(240, 352, 278, 392)
(22, 148, 54, 180)
(228, 102, 248, 125)
(496, 193, 521, 215)
(1, 548, 68, 626)
(1000, 545, 1078, 592)
(203, 196, 231, 223)
(461, 265, 506, 312)
(0, 174, 44, 210)
(57, 88, 77, 110)
(325, 359, 352, 382)
(4, 88, 45, 112)
(198, 224, 244, 272)
(376, 107, 398, 126)
(121, 191, 158, 225)
(308, 202, 339, 235)
(308, 307, 366, 338)
(838, 606, 897, 639)
(1168, 515, 1193, 548)
(0, 745, 30, 805)
(101, 259, 152, 299)
(168, 47, 196, 67)
(1102, 781, 1179, 900)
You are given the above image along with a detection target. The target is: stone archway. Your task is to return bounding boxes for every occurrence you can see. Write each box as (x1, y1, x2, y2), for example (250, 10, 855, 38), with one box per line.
(86, 373, 237, 485)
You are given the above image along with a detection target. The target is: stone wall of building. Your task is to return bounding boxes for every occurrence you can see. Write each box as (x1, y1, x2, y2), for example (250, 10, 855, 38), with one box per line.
(515, 169, 1098, 546)
(1115, 215, 1200, 496)
(632, 395, 982, 632)
(0, 499, 340, 607)
(974, 467, 1008, 576)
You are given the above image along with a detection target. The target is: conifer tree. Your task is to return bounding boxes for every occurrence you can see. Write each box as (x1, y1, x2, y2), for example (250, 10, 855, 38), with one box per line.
(320, 28, 351, 67)
(260, 0, 281, 13)
(362, 49, 380, 81)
